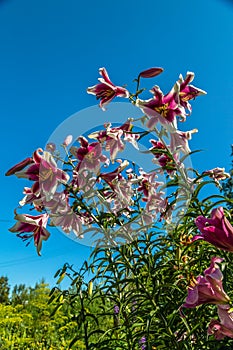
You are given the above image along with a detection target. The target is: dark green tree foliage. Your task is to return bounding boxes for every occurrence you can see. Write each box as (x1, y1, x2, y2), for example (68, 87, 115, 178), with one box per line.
(11, 283, 30, 306)
(0, 276, 10, 304)
(0, 279, 85, 349)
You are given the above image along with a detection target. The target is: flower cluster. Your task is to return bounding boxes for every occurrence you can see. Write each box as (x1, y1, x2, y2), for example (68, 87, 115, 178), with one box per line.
(6, 66, 207, 255)
(6, 66, 233, 344)
(181, 208, 233, 340)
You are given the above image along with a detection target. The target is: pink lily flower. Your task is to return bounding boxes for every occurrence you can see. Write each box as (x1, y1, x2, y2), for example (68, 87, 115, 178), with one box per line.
(19, 182, 43, 210)
(36, 151, 69, 200)
(141, 196, 168, 226)
(203, 167, 230, 185)
(111, 175, 134, 214)
(99, 160, 129, 187)
(87, 67, 129, 110)
(20, 186, 69, 216)
(9, 212, 50, 255)
(149, 140, 177, 174)
(170, 128, 198, 154)
(137, 169, 167, 224)
(99, 166, 134, 212)
(89, 121, 139, 162)
(93, 123, 125, 162)
(43, 191, 68, 214)
(182, 257, 230, 309)
(5, 149, 70, 201)
(50, 208, 85, 238)
(70, 136, 107, 172)
(193, 207, 233, 252)
(136, 83, 186, 131)
(179, 72, 207, 112)
(137, 170, 161, 199)
(208, 305, 233, 340)
(72, 168, 97, 193)
(145, 193, 166, 213)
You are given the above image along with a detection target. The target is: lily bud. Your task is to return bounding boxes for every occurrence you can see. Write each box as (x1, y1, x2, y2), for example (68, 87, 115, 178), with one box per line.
(5, 157, 33, 176)
(139, 67, 164, 78)
(63, 135, 73, 147)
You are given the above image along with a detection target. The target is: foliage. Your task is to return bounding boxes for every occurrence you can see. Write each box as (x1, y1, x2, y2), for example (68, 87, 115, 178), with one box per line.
(51, 193, 233, 349)
(0, 280, 84, 349)
(0, 276, 10, 304)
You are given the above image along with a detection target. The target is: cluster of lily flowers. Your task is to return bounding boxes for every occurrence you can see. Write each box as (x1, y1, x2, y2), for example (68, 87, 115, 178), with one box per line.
(181, 207, 233, 341)
(6, 66, 232, 341)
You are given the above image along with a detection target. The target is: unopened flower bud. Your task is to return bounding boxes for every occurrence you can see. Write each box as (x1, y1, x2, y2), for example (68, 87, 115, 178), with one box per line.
(139, 67, 164, 78)
(63, 135, 73, 147)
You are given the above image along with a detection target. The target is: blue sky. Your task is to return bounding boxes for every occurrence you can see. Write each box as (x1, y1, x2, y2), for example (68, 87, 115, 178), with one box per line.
(0, 0, 232, 289)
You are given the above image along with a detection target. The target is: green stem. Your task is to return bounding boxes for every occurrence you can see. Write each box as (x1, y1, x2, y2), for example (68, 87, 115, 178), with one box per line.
(80, 290, 89, 350)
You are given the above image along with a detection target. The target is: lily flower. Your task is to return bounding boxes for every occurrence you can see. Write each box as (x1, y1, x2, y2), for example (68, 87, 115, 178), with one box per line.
(89, 124, 124, 162)
(70, 136, 107, 172)
(87, 67, 129, 110)
(203, 167, 230, 186)
(43, 191, 68, 213)
(182, 257, 230, 309)
(89, 121, 139, 162)
(5, 149, 69, 201)
(99, 160, 129, 186)
(149, 140, 177, 174)
(137, 170, 161, 199)
(71, 168, 97, 194)
(145, 192, 166, 212)
(170, 128, 198, 154)
(9, 212, 50, 255)
(136, 169, 166, 224)
(111, 175, 134, 214)
(208, 305, 233, 340)
(136, 83, 186, 131)
(179, 72, 207, 112)
(193, 207, 233, 252)
(19, 182, 43, 210)
(50, 207, 85, 238)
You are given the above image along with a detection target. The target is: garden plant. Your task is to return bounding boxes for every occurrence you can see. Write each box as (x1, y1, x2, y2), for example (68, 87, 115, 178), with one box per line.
(5, 66, 233, 349)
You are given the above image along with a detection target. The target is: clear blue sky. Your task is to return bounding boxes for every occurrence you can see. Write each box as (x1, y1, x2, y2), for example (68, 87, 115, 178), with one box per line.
(0, 0, 232, 289)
